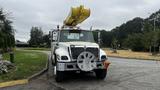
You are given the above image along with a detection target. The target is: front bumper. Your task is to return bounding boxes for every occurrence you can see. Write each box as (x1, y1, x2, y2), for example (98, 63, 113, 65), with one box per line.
(56, 61, 108, 71)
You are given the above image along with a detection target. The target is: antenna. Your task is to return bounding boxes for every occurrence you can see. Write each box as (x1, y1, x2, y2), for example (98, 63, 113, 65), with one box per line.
(90, 26, 93, 31)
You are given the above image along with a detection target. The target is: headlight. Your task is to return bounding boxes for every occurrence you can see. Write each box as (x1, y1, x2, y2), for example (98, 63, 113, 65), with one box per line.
(61, 56, 68, 60)
(101, 55, 107, 61)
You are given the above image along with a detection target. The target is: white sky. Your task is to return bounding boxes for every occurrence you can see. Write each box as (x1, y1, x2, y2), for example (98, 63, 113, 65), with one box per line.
(0, 0, 160, 42)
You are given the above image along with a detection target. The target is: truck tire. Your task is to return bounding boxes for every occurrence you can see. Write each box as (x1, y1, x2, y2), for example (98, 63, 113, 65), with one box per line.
(55, 71, 64, 82)
(95, 69, 107, 79)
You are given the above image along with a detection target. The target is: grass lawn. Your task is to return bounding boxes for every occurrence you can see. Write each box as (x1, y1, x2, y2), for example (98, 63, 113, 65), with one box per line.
(0, 50, 47, 83)
(21, 47, 50, 51)
(103, 48, 160, 61)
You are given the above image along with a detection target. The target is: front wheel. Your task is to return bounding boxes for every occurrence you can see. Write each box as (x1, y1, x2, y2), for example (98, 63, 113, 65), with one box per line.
(54, 66, 64, 82)
(95, 69, 107, 79)
(55, 71, 65, 82)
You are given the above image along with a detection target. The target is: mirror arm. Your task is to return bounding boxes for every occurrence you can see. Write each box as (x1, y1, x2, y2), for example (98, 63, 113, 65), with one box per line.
(98, 31, 101, 47)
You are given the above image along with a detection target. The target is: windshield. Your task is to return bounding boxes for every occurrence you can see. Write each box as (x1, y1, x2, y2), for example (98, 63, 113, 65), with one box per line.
(59, 30, 95, 42)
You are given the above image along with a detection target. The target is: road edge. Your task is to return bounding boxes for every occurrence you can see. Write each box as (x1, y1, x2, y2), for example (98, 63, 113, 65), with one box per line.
(107, 55, 158, 61)
(0, 53, 49, 88)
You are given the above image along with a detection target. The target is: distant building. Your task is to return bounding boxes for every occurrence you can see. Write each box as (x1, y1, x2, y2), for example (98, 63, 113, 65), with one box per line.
(15, 40, 29, 47)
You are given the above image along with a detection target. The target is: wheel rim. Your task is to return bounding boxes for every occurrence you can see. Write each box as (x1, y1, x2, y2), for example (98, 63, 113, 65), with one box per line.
(77, 51, 96, 71)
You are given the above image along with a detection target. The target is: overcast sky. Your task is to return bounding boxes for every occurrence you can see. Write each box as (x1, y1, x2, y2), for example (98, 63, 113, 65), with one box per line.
(0, 0, 160, 42)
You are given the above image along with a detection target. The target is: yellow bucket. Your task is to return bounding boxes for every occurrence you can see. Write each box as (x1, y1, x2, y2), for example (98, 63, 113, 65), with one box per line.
(64, 5, 90, 26)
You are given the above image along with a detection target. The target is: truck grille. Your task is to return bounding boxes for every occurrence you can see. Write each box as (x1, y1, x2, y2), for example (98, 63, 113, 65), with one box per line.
(70, 47, 99, 60)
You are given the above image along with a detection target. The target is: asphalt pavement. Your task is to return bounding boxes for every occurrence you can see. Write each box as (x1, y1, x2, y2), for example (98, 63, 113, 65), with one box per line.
(1, 56, 160, 90)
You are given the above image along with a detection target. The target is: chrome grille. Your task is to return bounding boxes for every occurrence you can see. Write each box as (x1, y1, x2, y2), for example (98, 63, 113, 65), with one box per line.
(86, 48, 99, 58)
(70, 47, 99, 60)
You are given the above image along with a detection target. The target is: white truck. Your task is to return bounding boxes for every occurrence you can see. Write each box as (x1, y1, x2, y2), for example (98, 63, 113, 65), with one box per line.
(50, 27, 110, 82)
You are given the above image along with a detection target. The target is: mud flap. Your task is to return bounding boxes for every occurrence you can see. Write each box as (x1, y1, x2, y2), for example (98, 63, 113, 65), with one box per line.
(103, 60, 110, 70)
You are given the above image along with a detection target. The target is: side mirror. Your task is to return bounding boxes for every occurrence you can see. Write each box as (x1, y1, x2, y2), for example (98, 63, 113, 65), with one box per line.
(52, 31, 58, 41)
(49, 30, 58, 41)
(49, 31, 52, 41)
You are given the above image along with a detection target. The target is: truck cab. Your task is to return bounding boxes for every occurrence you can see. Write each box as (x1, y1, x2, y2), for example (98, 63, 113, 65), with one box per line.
(50, 28, 109, 82)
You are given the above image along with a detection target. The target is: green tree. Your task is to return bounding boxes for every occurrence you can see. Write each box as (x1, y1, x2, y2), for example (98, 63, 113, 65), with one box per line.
(123, 33, 145, 51)
(0, 8, 15, 51)
(111, 17, 144, 46)
(111, 38, 118, 53)
(29, 27, 43, 47)
(42, 34, 50, 47)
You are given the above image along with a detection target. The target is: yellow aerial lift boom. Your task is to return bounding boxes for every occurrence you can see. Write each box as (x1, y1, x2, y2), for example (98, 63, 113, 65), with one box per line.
(63, 5, 90, 27)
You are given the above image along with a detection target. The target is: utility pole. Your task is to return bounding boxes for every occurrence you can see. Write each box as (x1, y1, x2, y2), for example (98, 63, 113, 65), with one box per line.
(154, 14, 160, 54)
(149, 13, 160, 55)
(153, 17, 156, 54)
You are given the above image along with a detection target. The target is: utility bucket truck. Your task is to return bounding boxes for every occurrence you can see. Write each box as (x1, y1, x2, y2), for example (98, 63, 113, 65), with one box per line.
(50, 5, 110, 82)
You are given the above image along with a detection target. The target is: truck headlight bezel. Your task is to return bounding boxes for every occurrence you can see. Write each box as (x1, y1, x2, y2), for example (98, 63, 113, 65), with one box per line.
(61, 56, 68, 60)
(101, 55, 107, 61)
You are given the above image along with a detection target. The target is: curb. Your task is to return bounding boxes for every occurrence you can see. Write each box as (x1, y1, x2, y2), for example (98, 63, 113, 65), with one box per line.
(0, 79, 28, 88)
(28, 55, 49, 81)
(108, 55, 160, 61)
(0, 54, 49, 88)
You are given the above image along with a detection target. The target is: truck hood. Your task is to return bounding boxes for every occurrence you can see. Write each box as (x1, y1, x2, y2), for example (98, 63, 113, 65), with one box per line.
(58, 41, 99, 48)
